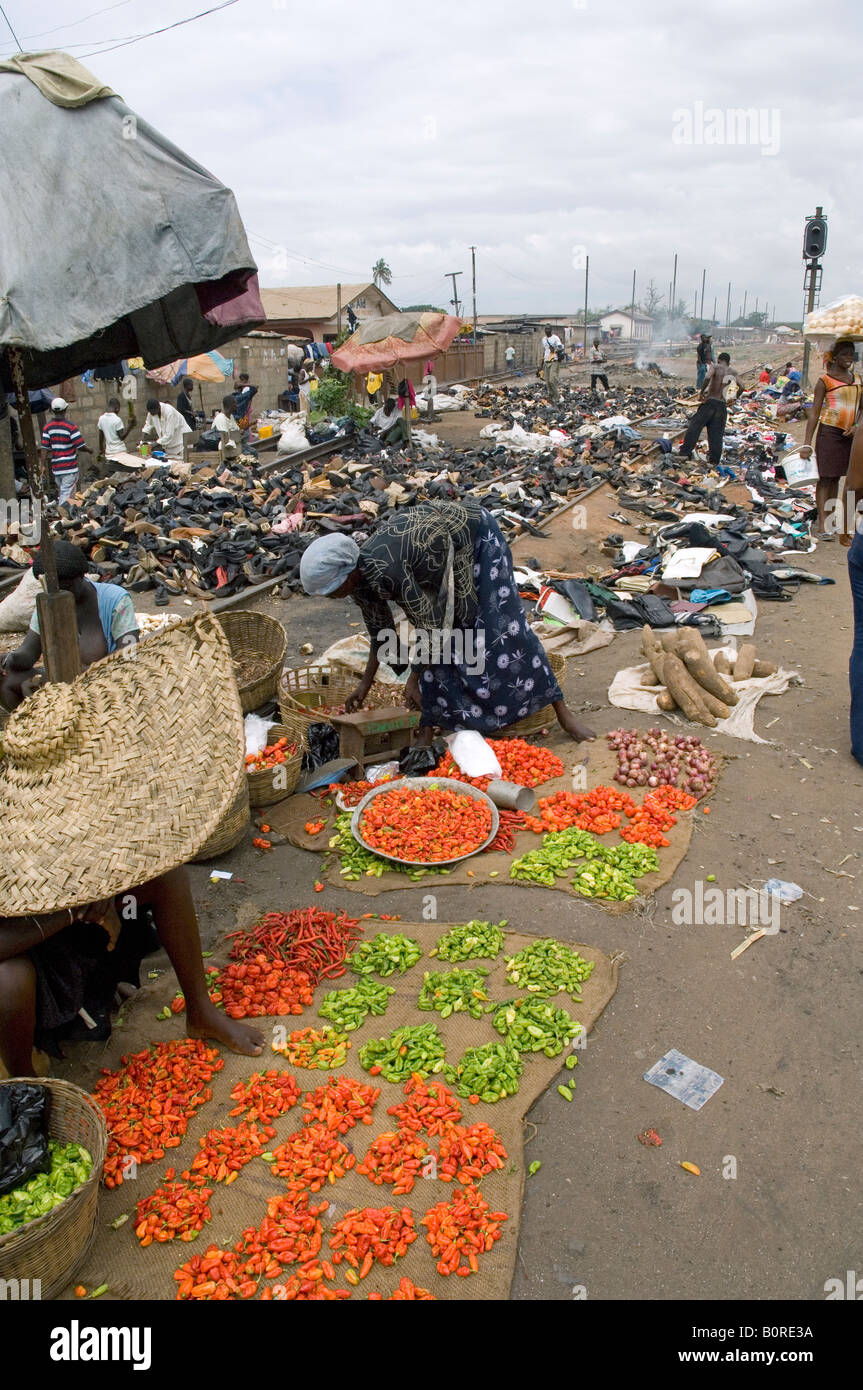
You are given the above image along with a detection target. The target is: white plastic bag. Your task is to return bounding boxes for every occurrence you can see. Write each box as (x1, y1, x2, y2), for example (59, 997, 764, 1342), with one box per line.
(244, 712, 275, 757)
(0, 567, 40, 632)
(445, 731, 502, 778)
(276, 416, 309, 455)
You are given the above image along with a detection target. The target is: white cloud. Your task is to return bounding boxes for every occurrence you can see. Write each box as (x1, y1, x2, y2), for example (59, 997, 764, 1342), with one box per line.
(0, 0, 858, 318)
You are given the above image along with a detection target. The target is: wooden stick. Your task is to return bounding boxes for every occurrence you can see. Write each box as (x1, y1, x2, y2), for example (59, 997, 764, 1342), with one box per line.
(730, 929, 765, 960)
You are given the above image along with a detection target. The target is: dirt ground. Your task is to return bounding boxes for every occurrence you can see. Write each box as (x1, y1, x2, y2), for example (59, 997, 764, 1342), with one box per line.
(46, 348, 863, 1302)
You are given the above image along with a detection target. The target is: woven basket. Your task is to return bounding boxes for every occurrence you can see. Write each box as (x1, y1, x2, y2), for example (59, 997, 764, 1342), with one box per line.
(246, 718, 307, 807)
(0, 1077, 107, 1301)
(497, 653, 566, 739)
(192, 778, 250, 861)
(278, 663, 357, 726)
(216, 610, 288, 713)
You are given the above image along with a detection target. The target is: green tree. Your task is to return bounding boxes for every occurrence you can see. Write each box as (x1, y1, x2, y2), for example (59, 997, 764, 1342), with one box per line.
(372, 259, 392, 288)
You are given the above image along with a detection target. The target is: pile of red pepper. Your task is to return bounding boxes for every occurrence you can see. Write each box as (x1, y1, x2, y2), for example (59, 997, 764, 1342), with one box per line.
(188, 1120, 277, 1183)
(260, 1271, 350, 1300)
(386, 1075, 462, 1136)
(227, 907, 362, 984)
(135, 1177, 212, 1245)
(487, 807, 531, 853)
(328, 777, 394, 807)
(429, 739, 564, 790)
(218, 957, 314, 1019)
(235, 1191, 327, 1276)
(228, 1070, 301, 1123)
(95, 1040, 223, 1190)
(301, 1075, 380, 1134)
(437, 1123, 508, 1184)
(620, 786, 694, 847)
(174, 1246, 257, 1301)
(528, 786, 638, 835)
(360, 785, 492, 861)
(267, 1123, 356, 1193)
(368, 1276, 435, 1300)
(356, 1130, 431, 1195)
(421, 1184, 508, 1277)
(328, 1206, 418, 1280)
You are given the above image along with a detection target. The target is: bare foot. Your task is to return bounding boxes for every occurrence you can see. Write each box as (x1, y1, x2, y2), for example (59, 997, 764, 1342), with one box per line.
(187, 1005, 265, 1056)
(555, 708, 597, 742)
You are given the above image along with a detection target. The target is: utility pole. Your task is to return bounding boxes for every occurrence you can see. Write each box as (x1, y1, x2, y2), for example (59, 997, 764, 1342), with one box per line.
(700, 268, 706, 321)
(446, 271, 463, 318)
(712, 295, 717, 327)
(630, 269, 636, 340)
(470, 246, 478, 342)
(742, 290, 748, 321)
(671, 252, 678, 322)
(583, 255, 590, 356)
(337, 282, 342, 336)
(725, 282, 732, 334)
(0, 406, 14, 501)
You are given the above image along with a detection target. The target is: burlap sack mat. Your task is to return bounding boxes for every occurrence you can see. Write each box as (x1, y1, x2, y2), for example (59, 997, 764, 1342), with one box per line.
(264, 736, 707, 910)
(59, 921, 619, 1303)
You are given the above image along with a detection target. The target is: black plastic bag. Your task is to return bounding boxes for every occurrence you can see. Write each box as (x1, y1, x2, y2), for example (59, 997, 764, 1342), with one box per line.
(0, 1082, 51, 1197)
(399, 741, 446, 776)
(302, 722, 340, 771)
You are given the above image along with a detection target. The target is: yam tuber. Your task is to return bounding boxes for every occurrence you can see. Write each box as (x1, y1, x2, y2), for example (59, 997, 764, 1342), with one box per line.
(659, 630, 681, 651)
(751, 659, 777, 678)
(678, 640, 739, 705)
(697, 689, 732, 720)
(656, 691, 677, 712)
(661, 654, 717, 728)
(733, 643, 756, 681)
(712, 650, 732, 675)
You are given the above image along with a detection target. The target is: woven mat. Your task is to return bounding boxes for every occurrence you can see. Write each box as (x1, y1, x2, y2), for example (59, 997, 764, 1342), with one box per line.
(58, 921, 619, 1302)
(266, 737, 706, 911)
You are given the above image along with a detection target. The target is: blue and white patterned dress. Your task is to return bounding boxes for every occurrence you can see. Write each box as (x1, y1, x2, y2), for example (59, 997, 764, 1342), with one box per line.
(354, 501, 561, 732)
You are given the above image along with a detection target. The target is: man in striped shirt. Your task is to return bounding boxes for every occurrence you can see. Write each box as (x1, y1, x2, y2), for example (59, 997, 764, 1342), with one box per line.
(41, 398, 92, 506)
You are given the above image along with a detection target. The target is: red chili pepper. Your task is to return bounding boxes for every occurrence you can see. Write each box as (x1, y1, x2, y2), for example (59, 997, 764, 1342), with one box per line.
(421, 1184, 508, 1276)
(95, 1040, 223, 1190)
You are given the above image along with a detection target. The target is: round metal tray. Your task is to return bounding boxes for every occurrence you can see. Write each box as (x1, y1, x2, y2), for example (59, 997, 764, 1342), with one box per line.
(350, 776, 500, 867)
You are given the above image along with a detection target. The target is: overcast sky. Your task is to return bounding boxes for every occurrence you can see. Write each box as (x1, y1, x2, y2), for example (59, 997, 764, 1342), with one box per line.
(1, 0, 860, 320)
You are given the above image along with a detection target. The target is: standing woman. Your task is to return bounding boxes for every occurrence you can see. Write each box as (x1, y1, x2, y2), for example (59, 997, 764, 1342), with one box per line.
(299, 498, 595, 743)
(800, 340, 862, 538)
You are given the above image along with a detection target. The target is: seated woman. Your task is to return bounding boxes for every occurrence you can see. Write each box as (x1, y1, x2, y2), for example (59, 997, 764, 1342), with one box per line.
(0, 541, 139, 711)
(0, 611, 264, 1075)
(0, 868, 263, 1075)
(371, 397, 409, 447)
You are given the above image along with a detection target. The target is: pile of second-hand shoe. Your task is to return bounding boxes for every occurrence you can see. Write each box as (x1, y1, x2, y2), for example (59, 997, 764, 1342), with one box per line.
(57, 461, 319, 602)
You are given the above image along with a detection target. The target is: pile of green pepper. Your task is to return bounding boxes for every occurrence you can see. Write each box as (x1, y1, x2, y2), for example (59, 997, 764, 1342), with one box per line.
(510, 824, 658, 897)
(0, 1141, 93, 1234)
(505, 938, 595, 998)
(347, 932, 423, 977)
(492, 997, 583, 1055)
(318, 977, 395, 1031)
(358, 1022, 446, 1082)
(417, 966, 491, 1019)
(429, 920, 507, 962)
(329, 813, 451, 882)
(444, 1041, 523, 1102)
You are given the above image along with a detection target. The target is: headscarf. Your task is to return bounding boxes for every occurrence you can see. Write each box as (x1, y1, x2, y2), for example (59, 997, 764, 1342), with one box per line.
(300, 534, 361, 596)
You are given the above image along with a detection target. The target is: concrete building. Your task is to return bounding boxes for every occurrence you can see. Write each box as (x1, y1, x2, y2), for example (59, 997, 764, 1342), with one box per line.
(597, 309, 653, 341)
(260, 282, 400, 343)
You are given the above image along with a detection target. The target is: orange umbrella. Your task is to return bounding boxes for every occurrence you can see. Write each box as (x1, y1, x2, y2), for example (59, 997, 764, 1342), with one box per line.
(330, 311, 462, 373)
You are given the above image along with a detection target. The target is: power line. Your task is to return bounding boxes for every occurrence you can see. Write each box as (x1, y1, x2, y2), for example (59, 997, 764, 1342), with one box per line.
(0, 0, 134, 52)
(79, 0, 238, 58)
(0, 2, 21, 49)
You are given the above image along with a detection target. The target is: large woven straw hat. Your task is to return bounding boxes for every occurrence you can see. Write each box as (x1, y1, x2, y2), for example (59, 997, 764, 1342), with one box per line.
(0, 613, 244, 915)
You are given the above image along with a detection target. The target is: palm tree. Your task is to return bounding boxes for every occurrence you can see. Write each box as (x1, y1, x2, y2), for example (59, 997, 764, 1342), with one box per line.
(372, 258, 392, 289)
